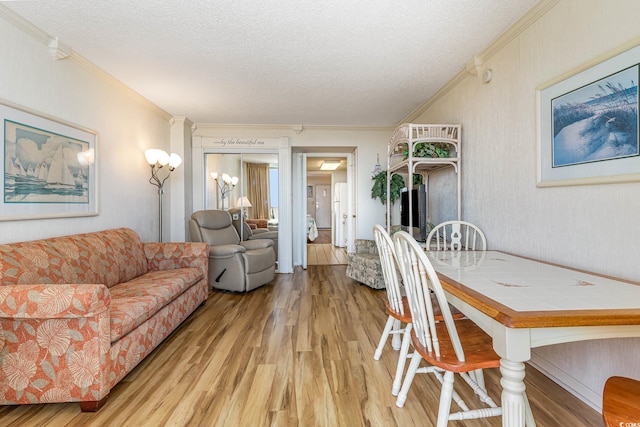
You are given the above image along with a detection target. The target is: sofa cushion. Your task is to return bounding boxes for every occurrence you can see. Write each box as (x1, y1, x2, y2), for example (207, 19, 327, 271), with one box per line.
(0, 228, 148, 289)
(108, 267, 203, 342)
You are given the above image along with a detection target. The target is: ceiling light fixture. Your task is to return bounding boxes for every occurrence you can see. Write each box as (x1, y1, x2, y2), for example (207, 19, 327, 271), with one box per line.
(320, 160, 341, 171)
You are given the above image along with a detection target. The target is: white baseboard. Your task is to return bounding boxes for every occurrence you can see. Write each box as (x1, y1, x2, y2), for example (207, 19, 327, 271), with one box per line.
(528, 353, 601, 413)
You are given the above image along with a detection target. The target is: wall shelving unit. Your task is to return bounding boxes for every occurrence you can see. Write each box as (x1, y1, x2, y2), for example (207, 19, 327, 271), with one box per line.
(386, 123, 461, 239)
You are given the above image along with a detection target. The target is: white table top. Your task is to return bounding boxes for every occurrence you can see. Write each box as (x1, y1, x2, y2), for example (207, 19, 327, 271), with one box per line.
(425, 250, 640, 328)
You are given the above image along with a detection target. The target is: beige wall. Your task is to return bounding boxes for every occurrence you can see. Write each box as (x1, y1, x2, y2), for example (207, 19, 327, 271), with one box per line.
(413, 0, 640, 409)
(0, 8, 173, 244)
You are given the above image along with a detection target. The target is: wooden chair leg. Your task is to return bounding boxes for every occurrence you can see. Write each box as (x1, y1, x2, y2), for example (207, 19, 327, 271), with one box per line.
(79, 395, 109, 412)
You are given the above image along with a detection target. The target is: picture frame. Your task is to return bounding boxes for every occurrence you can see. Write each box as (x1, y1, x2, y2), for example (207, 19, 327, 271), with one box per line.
(307, 185, 313, 198)
(1, 100, 98, 221)
(537, 41, 640, 187)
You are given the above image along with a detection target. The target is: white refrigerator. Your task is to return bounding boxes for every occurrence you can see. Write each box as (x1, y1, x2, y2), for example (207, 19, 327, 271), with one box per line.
(333, 182, 348, 248)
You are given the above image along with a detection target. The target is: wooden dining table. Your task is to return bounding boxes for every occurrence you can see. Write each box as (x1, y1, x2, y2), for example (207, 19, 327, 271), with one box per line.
(424, 250, 640, 427)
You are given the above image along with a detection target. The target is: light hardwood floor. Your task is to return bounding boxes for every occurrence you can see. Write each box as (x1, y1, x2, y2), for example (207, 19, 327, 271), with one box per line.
(307, 243, 347, 265)
(0, 266, 602, 426)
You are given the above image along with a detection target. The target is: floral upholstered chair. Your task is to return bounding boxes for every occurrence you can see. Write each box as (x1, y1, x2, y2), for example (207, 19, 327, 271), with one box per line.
(346, 239, 385, 289)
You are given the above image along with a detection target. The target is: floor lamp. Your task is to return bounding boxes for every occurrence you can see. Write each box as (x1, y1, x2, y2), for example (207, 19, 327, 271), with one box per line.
(145, 148, 182, 242)
(210, 172, 238, 210)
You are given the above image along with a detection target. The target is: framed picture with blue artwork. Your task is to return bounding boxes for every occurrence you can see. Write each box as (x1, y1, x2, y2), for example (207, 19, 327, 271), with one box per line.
(537, 41, 640, 187)
(1, 99, 98, 221)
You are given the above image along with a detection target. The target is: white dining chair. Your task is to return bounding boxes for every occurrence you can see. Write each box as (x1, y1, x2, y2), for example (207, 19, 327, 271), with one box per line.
(426, 220, 487, 389)
(393, 230, 502, 426)
(372, 225, 464, 396)
(427, 220, 486, 251)
(372, 225, 413, 396)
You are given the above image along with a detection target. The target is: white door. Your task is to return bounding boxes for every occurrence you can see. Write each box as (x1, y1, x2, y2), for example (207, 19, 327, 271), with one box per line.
(315, 184, 331, 228)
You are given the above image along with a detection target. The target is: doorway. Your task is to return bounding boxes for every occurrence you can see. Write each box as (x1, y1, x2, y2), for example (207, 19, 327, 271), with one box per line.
(305, 156, 349, 266)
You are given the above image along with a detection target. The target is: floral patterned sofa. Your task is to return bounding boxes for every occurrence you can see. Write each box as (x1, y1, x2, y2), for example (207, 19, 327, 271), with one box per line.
(0, 228, 208, 411)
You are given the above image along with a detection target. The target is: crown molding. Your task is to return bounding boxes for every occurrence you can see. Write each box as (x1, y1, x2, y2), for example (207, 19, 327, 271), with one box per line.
(193, 123, 393, 135)
(0, 4, 49, 45)
(0, 4, 172, 121)
(69, 52, 172, 121)
(401, 0, 560, 124)
(169, 116, 194, 128)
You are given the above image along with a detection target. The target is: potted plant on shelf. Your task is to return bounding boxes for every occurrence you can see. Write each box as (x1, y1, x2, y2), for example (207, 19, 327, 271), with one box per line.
(371, 171, 404, 205)
(404, 142, 450, 159)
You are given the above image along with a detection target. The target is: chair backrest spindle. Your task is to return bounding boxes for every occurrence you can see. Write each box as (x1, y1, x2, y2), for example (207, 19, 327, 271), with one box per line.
(373, 225, 404, 315)
(394, 231, 466, 362)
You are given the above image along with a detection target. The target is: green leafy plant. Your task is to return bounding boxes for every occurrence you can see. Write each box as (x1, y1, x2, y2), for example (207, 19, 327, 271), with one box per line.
(371, 171, 405, 204)
(404, 142, 450, 159)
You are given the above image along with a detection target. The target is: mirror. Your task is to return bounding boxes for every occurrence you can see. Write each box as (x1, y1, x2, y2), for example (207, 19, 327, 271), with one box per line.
(205, 152, 279, 260)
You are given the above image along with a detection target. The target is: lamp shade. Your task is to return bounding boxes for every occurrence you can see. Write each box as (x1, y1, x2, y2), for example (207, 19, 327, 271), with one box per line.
(236, 196, 252, 208)
(169, 153, 182, 169)
(157, 150, 170, 166)
(144, 148, 162, 165)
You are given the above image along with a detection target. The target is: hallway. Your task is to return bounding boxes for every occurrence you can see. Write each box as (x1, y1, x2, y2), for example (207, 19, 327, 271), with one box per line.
(307, 229, 347, 265)
(307, 243, 347, 265)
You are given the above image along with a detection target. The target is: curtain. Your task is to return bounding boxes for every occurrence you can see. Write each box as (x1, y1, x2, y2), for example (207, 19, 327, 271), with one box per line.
(246, 162, 270, 219)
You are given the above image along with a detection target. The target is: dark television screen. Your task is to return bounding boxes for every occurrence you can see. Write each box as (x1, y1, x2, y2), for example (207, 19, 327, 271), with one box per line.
(400, 190, 419, 226)
(400, 184, 427, 241)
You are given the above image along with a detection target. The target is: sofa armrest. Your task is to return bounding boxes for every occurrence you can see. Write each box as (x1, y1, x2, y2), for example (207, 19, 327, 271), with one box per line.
(251, 228, 270, 235)
(241, 238, 274, 251)
(208, 244, 246, 258)
(143, 242, 209, 273)
(249, 230, 277, 240)
(0, 284, 111, 405)
(0, 283, 110, 319)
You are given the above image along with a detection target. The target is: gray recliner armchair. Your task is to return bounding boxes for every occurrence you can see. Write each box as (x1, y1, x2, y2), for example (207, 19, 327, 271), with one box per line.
(228, 208, 279, 261)
(189, 210, 276, 292)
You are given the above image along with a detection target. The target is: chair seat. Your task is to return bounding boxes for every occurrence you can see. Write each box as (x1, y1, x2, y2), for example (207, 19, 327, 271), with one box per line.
(387, 296, 464, 324)
(411, 319, 501, 373)
(603, 376, 640, 427)
(386, 298, 412, 323)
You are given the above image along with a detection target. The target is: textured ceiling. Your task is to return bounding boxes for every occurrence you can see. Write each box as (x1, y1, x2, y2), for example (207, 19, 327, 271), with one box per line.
(4, 0, 538, 126)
